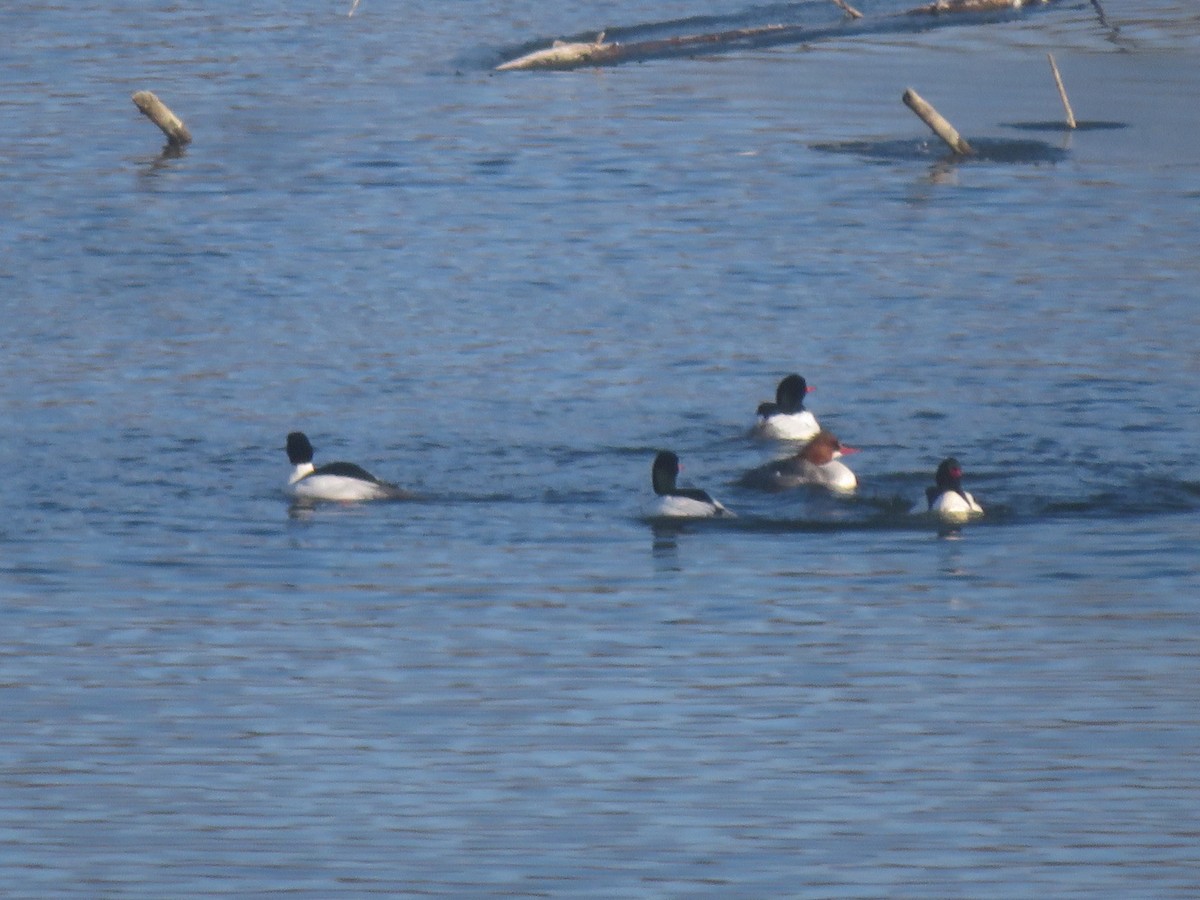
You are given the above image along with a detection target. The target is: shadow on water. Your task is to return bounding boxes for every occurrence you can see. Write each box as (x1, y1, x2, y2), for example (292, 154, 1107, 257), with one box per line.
(1042, 478, 1200, 517)
(1003, 120, 1128, 132)
(135, 144, 188, 178)
(642, 502, 1176, 538)
(642, 471, 1200, 535)
(812, 137, 1069, 165)
(643, 506, 1006, 535)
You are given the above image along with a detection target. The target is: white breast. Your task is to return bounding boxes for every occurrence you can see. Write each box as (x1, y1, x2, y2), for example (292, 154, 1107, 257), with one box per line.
(755, 411, 820, 442)
(814, 460, 857, 493)
(929, 490, 984, 522)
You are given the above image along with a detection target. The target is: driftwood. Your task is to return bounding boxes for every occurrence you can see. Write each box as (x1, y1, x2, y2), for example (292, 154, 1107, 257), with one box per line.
(495, 33, 621, 71)
(131, 91, 191, 148)
(497, 0, 1045, 71)
(903, 88, 973, 156)
(1047, 53, 1076, 129)
(496, 25, 813, 72)
(908, 0, 1046, 13)
(831, 0, 864, 19)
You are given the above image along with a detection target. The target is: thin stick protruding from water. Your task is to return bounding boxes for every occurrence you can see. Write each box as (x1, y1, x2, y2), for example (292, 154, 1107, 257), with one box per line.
(348, 0, 362, 16)
(1047, 53, 1077, 130)
(831, 0, 864, 19)
(1089, 0, 1116, 31)
(131, 91, 192, 148)
(902, 88, 973, 156)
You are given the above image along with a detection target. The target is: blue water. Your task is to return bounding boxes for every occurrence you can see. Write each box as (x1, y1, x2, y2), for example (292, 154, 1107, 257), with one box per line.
(2, 0, 1200, 896)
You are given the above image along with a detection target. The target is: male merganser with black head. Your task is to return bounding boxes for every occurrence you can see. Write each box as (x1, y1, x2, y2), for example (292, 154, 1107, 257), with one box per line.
(650, 451, 733, 518)
(922, 457, 984, 522)
(753, 373, 821, 441)
(741, 430, 859, 493)
(285, 431, 407, 502)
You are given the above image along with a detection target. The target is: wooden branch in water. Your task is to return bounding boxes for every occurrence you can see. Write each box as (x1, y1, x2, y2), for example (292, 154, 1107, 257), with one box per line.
(131, 91, 191, 148)
(496, 24, 805, 71)
(1088, 0, 1116, 31)
(495, 0, 1057, 72)
(495, 34, 619, 71)
(1047, 53, 1076, 129)
(348, 0, 362, 17)
(831, 0, 864, 19)
(909, 0, 1034, 13)
(902, 88, 973, 156)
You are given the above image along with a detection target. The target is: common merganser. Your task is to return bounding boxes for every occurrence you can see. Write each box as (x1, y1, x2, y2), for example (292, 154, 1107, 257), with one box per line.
(922, 457, 984, 522)
(753, 373, 821, 441)
(742, 430, 859, 493)
(285, 431, 408, 502)
(650, 451, 733, 518)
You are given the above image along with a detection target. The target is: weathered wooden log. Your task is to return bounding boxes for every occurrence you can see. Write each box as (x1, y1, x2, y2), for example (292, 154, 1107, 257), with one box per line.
(131, 91, 191, 148)
(496, 34, 619, 71)
(831, 0, 864, 19)
(496, 0, 1058, 72)
(909, 0, 1039, 14)
(1047, 53, 1077, 129)
(496, 25, 815, 71)
(902, 88, 973, 156)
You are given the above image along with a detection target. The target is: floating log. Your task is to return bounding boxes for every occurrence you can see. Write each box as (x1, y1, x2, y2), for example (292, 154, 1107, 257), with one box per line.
(1047, 53, 1077, 129)
(497, 0, 1058, 72)
(495, 24, 824, 71)
(496, 33, 619, 71)
(831, 0, 864, 19)
(902, 88, 973, 156)
(909, 0, 1042, 13)
(131, 91, 191, 148)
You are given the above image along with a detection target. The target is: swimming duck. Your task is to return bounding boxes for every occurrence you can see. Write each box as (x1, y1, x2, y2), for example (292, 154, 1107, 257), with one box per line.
(753, 373, 821, 442)
(742, 430, 859, 493)
(923, 457, 984, 522)
(650, 451, 733, 518)
(285, 431, 407, 502)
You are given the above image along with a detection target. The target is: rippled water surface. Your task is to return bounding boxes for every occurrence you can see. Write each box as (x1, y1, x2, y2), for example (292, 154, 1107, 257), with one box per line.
(2, 0, 1199, 895)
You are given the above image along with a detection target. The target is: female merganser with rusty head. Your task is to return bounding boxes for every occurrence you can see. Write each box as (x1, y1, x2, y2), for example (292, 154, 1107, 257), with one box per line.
(753, 373, 821, 441)
(742, 430, 858, 493)
(650, 451, 733, 518)
(923, 457, 984, 522)
(285, 431, 407, 502)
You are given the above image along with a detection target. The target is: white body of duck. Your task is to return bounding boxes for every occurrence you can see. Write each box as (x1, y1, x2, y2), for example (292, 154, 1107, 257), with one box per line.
(753, 373, 821, 442)
(286, 432, 407, 502)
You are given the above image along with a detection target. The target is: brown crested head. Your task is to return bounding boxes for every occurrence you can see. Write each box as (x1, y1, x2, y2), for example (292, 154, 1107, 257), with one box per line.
(800, 430, 858, 466)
